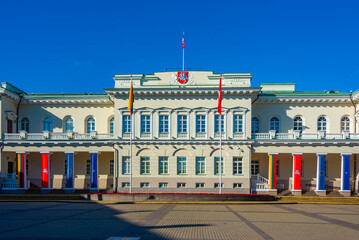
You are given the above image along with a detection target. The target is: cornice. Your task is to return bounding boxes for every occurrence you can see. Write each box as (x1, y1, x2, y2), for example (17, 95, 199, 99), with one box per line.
(252, 140, 359, 146)
(107, 88, 261, 97)
(0, 88, 21, 102)
(256, 95, 351, 103)
(23, 98, 113, 105)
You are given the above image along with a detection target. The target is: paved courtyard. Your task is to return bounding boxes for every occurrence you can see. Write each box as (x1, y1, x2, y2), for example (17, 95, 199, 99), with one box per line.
(0, 202, 358, 240)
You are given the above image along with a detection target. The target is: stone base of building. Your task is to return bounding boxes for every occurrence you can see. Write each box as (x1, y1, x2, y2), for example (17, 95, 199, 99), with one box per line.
(89, 188, 98, 193)
(291, 189, 302, 196)
(65, 188, 75, 194)
(266, 189, 278, 196)
(41, 188, 50, 194)
(339, 190, 351, 197)
(1, 188, 26, 194)
(315, 190, 326, 196)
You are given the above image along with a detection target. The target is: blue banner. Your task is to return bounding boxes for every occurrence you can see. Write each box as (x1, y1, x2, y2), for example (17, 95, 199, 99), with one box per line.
(342, 155, 350, 191)
(66, 153, 74, 189)
(90, 153, 98, 189)
(317, 155, 326, 191)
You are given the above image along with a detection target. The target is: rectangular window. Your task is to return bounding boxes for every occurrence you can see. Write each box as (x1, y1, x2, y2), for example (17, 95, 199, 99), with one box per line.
(196, 183, 205, 188)
(301, 159, 304, 177)
(109, 159, 114, 176)
(123, 115, 131, 133)
(122, 157, 130, 175)
(159, 182, 168, 188)
(233, 115, 243, 133)
(26, 159, 29, 176)
(196, 115, 206, 133)
(141, 115, 151, 133)
(177, 157, 187, 174)
(214, 115, 225, 133)
(159, 157, 169, 174)
(122, 182, 130, 188)
(140, 157, 150, 174)
(86, 160, 91, 175)
(325, 160, 328, 178)
(177, 115, 188, 133)
(251, 160, 259, 176)
(214, 183, 224, 188)
(196, 157, 206, 175)
(214, 157, 224, 175)
(233, 183, 242, 188)
(276, 159, 280, 177)
(233, 157, 243, 175)
(177, 183, 186, 188)
(140, 182, 149, 188)
(159, 115, 169, 133)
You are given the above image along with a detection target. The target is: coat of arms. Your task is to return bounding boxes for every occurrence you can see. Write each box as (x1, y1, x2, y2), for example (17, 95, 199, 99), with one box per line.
(171, 71, 194, 85)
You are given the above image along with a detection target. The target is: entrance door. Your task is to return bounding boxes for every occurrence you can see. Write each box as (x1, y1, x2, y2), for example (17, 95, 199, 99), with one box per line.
(8, 162, 14, 174)
(251, 160, 259, 176)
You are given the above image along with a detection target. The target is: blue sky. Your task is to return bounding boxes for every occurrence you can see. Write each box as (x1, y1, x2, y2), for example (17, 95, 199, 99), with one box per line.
(0, 0, 358, 93)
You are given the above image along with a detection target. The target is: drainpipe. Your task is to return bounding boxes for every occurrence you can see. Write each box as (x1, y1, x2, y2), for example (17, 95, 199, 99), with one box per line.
(15, 94, 24, 133)
(349, 93, 357, 193)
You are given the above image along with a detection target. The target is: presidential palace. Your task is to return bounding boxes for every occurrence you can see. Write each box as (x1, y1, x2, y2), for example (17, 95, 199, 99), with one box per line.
(1, 71, 358, 196)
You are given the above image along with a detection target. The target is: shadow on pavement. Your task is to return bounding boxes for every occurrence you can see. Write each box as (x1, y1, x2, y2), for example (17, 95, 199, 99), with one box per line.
(0, 202, 209, 240)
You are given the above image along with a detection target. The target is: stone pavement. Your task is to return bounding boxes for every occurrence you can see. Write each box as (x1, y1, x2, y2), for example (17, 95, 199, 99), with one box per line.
(0, 202, 358, 239)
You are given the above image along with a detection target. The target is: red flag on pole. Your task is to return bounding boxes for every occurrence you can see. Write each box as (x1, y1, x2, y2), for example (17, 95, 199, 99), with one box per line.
(128, 76, 134, 115)
(182, 32, 185, 49)
(218, 75, 222, 114)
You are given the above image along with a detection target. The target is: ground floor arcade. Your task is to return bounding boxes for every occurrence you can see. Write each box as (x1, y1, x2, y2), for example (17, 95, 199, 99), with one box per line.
(0, 142, 358, 196)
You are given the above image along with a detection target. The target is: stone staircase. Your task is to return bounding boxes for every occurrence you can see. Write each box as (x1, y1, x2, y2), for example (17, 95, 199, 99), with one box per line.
(251, 174, 269, 193)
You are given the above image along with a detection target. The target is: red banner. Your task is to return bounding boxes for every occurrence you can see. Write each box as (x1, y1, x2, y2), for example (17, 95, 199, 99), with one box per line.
(293, 154, 301, 190)
(41, 153, 49, 188)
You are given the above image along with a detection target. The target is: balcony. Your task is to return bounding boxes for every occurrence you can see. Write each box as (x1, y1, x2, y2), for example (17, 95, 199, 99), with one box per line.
(252, 131, 359, 140)
(4, 131, 116, 140)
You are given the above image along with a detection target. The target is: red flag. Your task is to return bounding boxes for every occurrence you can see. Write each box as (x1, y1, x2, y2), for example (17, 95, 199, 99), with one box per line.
(218, 75, 222, 114)
(128, 76, 134, 115)
(182, 33, 185, 49)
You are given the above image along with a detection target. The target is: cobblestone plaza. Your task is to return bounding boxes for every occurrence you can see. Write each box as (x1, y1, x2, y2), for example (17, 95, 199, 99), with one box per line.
(0, 202, 358, 239)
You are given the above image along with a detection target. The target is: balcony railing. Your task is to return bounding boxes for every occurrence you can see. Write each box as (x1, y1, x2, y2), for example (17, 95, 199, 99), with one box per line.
(252, 131, 356, 140)
(4, 131, 359, 141)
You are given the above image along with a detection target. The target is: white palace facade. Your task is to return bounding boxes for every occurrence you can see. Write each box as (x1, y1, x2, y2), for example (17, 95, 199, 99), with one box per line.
(1, 71, 359, 196)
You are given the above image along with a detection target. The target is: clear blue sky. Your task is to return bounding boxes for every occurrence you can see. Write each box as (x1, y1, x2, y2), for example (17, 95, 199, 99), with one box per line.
(1, 0, 358, 93)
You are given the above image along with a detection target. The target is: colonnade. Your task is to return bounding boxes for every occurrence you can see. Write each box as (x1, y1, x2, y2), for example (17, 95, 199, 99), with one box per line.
(16, 151, 99, 191)
(267, 153, 352, 196)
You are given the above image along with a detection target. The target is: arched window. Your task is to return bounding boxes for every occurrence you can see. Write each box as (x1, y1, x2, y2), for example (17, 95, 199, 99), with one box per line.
(43, 118, 52, 132)
(317, 116, 327, 132)
(341, 116, 350, 132)
(86, 117, 96, 133)
(64, 117, 74, 132)
(270, 117, 280, 132)
(20, 118, 30, 132)
(109, 117, 114, 134)
(293, 116, 303, 131)
(251, 117, 260, 133)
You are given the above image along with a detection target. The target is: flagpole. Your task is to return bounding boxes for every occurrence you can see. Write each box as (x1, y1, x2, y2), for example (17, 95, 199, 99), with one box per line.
(129, 75, 133, 194)
(219, 75, 222, 194)
(182, 32, 185, 71)
(219, 116, 222, 194)
(130, 113, 133, 194)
